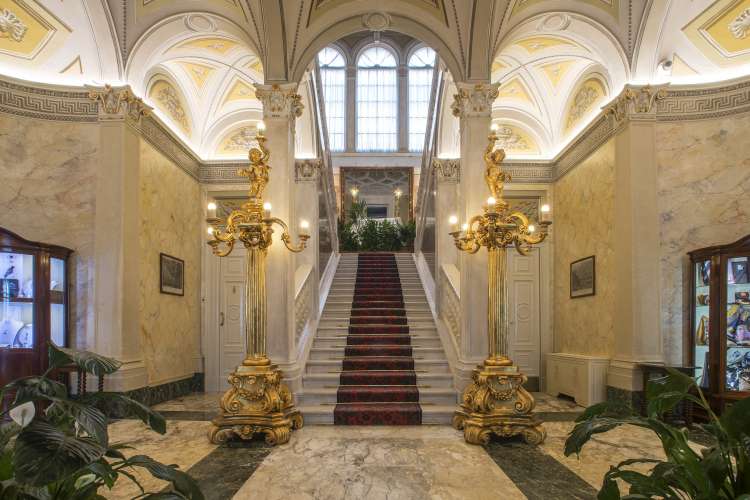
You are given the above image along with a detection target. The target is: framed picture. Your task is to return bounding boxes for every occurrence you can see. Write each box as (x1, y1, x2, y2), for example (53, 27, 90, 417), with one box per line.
(159, 253, 184, 296)
(570, 255, 596, 298)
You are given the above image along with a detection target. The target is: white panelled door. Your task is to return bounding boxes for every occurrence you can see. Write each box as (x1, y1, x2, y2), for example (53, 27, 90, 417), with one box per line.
(217, 250, 246, 391)
(507, 248, 541, 382)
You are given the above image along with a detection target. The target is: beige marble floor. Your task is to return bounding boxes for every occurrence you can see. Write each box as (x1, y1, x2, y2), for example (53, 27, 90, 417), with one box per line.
(103, 420, 218, 499)
(232, 426, 526, 500)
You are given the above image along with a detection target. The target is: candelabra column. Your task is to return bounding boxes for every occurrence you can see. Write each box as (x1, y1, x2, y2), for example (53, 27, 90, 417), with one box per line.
(448, 118, 548, 446)
(206, 95, 308, 446)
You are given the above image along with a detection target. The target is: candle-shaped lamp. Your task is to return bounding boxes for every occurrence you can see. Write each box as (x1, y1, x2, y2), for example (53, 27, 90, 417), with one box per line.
(263, 202, 272, 219)
(207, 201, 217, 219)
(300, 219, 310, 237)
(540, 203, 551, 223)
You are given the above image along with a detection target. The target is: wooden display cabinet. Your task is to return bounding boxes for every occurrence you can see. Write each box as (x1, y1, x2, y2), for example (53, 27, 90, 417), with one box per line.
(0, 227, 72, 390)
(688, 234, 750, 413)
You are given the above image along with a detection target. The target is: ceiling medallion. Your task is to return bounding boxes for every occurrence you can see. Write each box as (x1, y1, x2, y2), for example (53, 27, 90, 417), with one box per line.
(185, 14, 216, 33)
(538, 13, 570, 31)
(362, 12, 391, 32)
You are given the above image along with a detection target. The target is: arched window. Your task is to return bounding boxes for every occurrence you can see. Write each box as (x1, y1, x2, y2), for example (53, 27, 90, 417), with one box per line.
(408, 47, 436, 152)
(356, 46, 398, 152)
(317, 47, 346, 152)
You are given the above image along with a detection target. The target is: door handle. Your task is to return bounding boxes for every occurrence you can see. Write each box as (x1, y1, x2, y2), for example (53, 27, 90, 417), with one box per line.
(219, 312, 225, 326)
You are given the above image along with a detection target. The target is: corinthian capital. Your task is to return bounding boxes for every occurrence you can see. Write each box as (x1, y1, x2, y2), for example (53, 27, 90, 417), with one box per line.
(255, 83, 304, 119)
(605, 84, 668, 125)
(451, 82, 500, 118)
(87, 84, 150, 122)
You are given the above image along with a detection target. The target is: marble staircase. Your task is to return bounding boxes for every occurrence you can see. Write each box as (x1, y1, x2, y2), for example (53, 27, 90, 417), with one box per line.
(298, 253, 457, 424)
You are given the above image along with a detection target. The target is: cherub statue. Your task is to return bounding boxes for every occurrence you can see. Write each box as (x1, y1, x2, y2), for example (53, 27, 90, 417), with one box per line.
(238, 137, 270, 199)
(484, 136, 509, 199)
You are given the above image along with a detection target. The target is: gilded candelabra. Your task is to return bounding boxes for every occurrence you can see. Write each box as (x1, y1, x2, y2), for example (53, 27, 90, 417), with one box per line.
(450, 127, 550, 446)
(206, 126, 308, 446)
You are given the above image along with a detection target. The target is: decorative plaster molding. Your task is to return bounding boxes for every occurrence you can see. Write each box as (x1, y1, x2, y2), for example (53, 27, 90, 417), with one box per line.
(432, 158, 460, 183)
(451, 82, 500, 118)
(0, 77, 98, 122)
(137, 115, 200, 180)
(199, 163, 247, 183)
(295, 159, 321, 182)
(656, 79, 750, 121)
(504, 163, 556, 183)
(255, 83, 304, 119)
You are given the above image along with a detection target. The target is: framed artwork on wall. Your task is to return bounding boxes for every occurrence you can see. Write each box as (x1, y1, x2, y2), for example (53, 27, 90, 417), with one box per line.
(570, 255, 596, 298)
(159, 253, 184, 296)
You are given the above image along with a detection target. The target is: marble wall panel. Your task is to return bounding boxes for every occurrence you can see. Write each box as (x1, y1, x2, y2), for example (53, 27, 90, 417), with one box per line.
(553, 139, 615, 357)
(139, 140, 202, 385)
(656, 113, 750, 364)
(0, 114, 98, 349)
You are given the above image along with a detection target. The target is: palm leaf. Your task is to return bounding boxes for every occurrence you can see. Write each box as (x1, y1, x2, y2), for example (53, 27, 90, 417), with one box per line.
(48, 343, 122, 376)
(124, 455, 204, 500)
(83, 393, 166, 435)
(13, 420, 105, 486)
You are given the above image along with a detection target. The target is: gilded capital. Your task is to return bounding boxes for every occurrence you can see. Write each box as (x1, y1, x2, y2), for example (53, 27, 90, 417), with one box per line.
(605, 84, 668, 124)
(255, 83, 304, 119)
(451, 83, 500, 118)
(432, 158, 460, 183)
(87, 84, 150, 122)
(295, 159, 322, 183)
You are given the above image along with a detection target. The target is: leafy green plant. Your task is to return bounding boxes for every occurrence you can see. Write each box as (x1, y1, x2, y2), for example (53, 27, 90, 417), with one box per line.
(398, 220, 416, 250)
(0, 343, 204, 500)
(358, 219, 383, 251)
(338, 219, 360, 252)
(564, 368, 750, 499)
(348, 200, 368, 224)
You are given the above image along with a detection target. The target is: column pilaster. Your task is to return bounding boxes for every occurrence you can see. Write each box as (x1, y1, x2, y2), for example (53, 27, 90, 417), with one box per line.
(87, 85, 151, 391)
(255, 83, 303, 370)
(604, 85, 667, 399)
(452, 82, 499, 385)
(346, 66, 356, 152)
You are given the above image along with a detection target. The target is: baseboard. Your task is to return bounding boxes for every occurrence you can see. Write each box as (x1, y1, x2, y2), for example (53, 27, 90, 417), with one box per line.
(606, 385, 644, 411)
(100, 373, 204, 418)
(318, 252, 340, 317)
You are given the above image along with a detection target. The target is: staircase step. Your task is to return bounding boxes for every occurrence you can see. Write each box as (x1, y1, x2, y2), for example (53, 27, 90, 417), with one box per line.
(306, 359, 449, 373)
(308, 346, 446, 360)
(299, 387, 457, 406)
(302, 372, 454, 388)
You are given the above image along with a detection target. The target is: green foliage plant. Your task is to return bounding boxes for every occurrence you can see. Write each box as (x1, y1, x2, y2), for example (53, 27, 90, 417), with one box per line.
(564, 368, 750, 500)
(0, 343, 204, 500)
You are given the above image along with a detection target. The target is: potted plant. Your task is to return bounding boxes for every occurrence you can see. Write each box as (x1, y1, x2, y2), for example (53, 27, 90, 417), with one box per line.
(0, 343, 203, 499)
(565, 368, 750, 499)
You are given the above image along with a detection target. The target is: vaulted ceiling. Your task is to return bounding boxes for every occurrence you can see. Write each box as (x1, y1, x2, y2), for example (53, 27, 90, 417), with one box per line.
(0, 0, 748, 160)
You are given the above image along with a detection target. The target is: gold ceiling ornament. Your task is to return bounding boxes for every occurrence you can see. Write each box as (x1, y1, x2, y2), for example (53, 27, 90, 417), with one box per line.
(206, 125, 309, 446)
(450, 126, 550, 446)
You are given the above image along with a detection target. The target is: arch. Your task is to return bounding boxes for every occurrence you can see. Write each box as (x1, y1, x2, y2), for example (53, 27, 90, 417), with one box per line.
(357, 44, 399, 68)
(291, 14, 463, 84)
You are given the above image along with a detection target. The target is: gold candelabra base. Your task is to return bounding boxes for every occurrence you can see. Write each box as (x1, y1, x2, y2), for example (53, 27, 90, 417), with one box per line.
(208, 361, 303, 446)
(452, 361, 546, 446)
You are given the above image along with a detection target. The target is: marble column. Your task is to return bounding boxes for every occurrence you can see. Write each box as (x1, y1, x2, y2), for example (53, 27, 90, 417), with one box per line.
(606, 86, 667, 400)
(255, 83, 303, 374)
(87, 85, 150, 391)
(398, 64, 409, 152)
(452, 82, 500, 387)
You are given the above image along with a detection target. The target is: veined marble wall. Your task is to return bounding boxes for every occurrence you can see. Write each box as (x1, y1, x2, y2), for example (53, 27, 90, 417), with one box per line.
(553, 139, 615, 357)
(656, 113, 750, 364)
(0, 114, 98, 350)
(139, 140, 202, 385)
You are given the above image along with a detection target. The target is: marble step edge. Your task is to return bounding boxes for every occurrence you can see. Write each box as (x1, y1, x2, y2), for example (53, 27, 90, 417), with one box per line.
(297, 404, 456, 425)
(305, 359, 449, 371)
(301, 372, 454, 384)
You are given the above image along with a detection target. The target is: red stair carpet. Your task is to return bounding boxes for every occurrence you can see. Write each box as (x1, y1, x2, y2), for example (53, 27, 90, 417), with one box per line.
(333, 253, 422, 425)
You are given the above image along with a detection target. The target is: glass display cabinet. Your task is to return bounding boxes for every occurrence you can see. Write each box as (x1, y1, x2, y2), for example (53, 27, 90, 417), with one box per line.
(0, 227, 71, 389)
(688, 234, 750, 412)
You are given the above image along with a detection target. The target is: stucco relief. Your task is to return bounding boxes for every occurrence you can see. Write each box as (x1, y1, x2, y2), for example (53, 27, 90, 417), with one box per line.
(0, 8, 27, 42)
(553, 139, 615, 357)
(656, 113, 750, 364)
